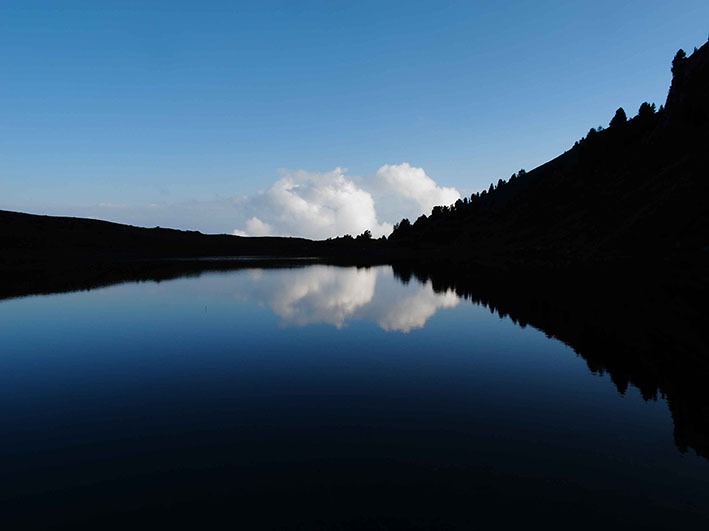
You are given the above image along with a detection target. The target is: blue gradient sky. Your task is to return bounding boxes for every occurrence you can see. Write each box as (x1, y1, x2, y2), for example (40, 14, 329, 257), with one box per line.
(1, 1, 708, 234)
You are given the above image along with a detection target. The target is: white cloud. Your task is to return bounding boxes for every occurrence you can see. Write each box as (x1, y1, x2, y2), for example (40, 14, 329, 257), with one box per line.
(35, 163, 460, 239)
(233, 164, 460, 239)
(233, 217, 272, 236)
(233, 168, 393, 239)
(376, 162, 460, 215)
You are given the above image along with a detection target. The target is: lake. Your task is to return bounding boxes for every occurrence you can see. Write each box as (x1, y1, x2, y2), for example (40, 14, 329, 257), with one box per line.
(1, 264, 707, 529)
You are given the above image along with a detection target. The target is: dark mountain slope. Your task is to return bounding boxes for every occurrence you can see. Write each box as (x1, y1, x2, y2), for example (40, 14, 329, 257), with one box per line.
(0, 209, 398, 271)
(0, 209, 320, 267)
(390, 42, 709, 270)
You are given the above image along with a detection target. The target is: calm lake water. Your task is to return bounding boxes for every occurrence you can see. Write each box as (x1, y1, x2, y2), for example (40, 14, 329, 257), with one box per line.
(1, 265, 708, 529)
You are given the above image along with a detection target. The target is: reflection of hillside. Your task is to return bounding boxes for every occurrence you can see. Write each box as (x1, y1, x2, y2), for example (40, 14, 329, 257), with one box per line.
(392, 262, 709, 458)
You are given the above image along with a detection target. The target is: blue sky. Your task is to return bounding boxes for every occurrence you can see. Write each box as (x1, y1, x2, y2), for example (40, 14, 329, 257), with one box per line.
(1, 1, 708, 236)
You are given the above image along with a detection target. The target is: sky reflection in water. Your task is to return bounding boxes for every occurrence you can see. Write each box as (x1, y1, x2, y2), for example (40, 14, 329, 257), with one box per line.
(1, 265, 708, 529)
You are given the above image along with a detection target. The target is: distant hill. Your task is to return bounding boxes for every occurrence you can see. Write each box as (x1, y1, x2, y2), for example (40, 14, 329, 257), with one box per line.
(389, 41, 709, 270)
(0, 209, 320, 267)
(0, 208, 396, 273)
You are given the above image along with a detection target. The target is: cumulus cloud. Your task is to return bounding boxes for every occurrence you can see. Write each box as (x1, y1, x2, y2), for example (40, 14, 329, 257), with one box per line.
(43, 163, 460, 240)
(233, 217, 272, 237)
(233, 164, 460, 239)
(376, 162, 460, 215)
(233, 168, 393, 239)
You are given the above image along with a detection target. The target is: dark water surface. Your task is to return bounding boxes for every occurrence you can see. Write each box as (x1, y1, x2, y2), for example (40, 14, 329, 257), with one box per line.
(1, 265, 707, 529)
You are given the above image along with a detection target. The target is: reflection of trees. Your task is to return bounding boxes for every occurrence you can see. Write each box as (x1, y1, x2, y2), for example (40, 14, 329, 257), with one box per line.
(392, 262, 709, 458)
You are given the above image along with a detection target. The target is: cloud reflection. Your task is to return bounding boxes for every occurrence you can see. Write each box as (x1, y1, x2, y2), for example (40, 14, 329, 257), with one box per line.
(365, 286, 460, 332)
(240, 265, 460, 332)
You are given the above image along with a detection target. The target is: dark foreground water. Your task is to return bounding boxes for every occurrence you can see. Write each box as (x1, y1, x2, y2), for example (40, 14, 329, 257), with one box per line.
(1, 265, 707, 529)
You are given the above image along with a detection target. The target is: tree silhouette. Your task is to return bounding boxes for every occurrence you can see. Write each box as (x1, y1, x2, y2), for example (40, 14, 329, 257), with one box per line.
(391, 218, 411, 239)
(609, 107, 627, 128)
(638, 102, 656, 119)
(672, 49, 686, 74)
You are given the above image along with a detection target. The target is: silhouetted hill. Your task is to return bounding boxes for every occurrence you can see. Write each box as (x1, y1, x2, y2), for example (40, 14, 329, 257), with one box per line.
(0, 209, 313, 263)
(0, 209, 398, 272)
(389, 42, 709, 271)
